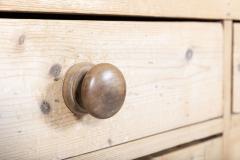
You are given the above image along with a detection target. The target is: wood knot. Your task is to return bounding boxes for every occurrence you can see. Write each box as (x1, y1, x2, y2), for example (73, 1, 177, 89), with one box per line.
(18, 35, 25, 45)
(49, 64, 62, 80)
(185, 49, 194, 61)
(40, 100, 51, 114)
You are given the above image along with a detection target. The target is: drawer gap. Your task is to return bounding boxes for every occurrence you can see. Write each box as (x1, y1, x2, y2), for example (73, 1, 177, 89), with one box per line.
(0, 11, 222, 22)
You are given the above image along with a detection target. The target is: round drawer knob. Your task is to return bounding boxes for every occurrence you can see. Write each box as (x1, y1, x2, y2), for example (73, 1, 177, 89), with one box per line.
(63, 63, 126, 119)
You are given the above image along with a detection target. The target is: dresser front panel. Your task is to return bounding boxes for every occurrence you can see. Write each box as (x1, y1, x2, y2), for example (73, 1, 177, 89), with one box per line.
(0, 20, 223, 159)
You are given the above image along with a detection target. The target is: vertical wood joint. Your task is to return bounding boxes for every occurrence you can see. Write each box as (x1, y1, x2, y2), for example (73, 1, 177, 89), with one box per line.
(223, 20, 233, 160)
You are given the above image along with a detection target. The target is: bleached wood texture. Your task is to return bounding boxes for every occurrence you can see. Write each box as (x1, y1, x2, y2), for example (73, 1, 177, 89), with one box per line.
(70, 119, 223, 160)
(223, 20, 233, 160)
(0, 20, 223, 159)
(229, 115, 240, 160)
(233, 23, 240, 113)
(143, 137, 222, 160)
(0, 0, 229, 19)
(230, 0, 240, 20)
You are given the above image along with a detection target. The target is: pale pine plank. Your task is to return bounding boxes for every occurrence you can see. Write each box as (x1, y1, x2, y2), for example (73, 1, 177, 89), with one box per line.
(70, 119, 223, 160)
(223, 20, 233, 160)
(233, 23, 240, 113)
(144, 137, 222, 160)
(229, 115, 240, 160)
(0, 0, 228, 19)
(0, 20, 223, 159)
(230, 0, 240, 20)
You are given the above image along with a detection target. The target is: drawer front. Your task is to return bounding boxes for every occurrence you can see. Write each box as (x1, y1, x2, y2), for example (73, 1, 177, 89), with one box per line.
(141, 137, 223, 160)
(0, 0, 227, 19)
(0, 20, 223, 159)
(233, 23, 240, 113)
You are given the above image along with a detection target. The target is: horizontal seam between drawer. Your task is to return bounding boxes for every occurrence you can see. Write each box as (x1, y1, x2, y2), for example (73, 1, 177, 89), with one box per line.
(0, 11, 222, 22)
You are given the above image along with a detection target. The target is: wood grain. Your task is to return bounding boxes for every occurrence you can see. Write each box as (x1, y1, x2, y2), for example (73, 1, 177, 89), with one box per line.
(70, 119, 223, 160)
(0, 0, 229, 19)
(229, 115, 240, 160)
(0, 20, 223, 159)
(223, 20, 233, 160)
(143, 137, 223, 160)
(233, 23, 240, 113)
(230, 0, 240, 20)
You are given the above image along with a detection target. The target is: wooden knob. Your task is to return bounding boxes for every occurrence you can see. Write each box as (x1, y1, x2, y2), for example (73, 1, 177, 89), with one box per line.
(63, 63, 126, 119)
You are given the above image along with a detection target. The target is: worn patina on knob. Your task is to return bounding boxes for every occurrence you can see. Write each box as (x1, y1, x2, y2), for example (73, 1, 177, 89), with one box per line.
(63, 63, 126, 119)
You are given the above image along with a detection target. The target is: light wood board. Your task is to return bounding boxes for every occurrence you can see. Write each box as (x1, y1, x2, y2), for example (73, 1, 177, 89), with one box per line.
(70, 119, 223, 160)
(0, 20, 223, 159)
(233, 23, 240, 113)
(229, 115, 240, 160)
(0, 0, 229, 19)
(143, 137, 223, 160)
(223, 20, 233, 160)
(229, 0, 240, 20)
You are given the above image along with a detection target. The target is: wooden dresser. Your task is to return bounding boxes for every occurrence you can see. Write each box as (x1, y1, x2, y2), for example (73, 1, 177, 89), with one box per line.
(0, 1, 239, 160)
